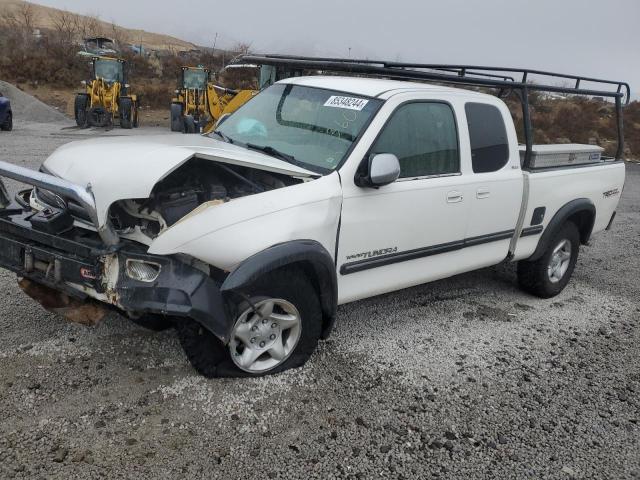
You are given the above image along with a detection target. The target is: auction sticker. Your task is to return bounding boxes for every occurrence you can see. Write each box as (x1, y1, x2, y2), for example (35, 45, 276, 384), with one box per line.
(324, 96, 369, 111)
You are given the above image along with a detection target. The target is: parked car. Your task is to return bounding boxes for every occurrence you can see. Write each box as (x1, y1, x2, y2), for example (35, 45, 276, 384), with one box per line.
(0, 58, 628, 378)
(0, 91, 12, 131)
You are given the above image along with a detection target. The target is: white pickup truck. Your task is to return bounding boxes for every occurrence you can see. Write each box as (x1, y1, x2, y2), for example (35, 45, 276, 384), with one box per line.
(0, 60, 627, 377)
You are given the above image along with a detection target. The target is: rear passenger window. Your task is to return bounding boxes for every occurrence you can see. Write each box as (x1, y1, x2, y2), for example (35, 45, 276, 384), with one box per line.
(465, 103, 510, 173)
(370, 102, 459, 178)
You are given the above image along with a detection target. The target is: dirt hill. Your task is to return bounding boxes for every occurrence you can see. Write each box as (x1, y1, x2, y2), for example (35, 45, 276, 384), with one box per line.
(0, 0, 197, 52)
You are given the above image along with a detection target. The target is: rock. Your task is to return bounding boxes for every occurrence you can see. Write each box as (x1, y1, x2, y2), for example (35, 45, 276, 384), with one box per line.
(355, 417, 368, 427)
(444, 431, 457, 440)
(71, 450, 87, 463)
(429, 439, 444, 450)
(497, 434, 508, 445)
(125, 438, 138, 446)
(561, 466, 576, 476)
(487, 440, 497, 450)
(380, 445, 391, 454)
(444, 440, 454, 451)
(94, 420, 106, 428)
(52, 447, 68, 463)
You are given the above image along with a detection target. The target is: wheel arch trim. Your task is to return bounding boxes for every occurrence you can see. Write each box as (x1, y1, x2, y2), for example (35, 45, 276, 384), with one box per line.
(220, 239, 338, 339)
(528, 198, 595, 261)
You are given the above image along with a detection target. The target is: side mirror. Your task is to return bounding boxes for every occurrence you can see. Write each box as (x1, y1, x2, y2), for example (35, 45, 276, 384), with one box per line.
(358, 153, 400, 188)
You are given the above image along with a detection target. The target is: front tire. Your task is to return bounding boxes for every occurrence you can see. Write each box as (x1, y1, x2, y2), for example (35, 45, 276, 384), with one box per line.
(183, 114, 196, 134)
(517, 222, 580, 298)
(176, 269, 322, 378)
(119, 97, 133, 129)
(170, 103, 183, 132)
(0, 112, 11, 131)
(74, 95, 88, 127)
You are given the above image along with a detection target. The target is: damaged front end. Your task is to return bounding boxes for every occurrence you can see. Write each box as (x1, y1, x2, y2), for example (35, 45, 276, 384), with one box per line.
(0, 160, 234, 342)
(106, 156, 304, 245)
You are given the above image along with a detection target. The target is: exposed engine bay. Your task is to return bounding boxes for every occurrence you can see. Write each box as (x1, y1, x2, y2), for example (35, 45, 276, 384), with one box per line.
(107, 157, 303, 242)
(23, 157, 306, 246)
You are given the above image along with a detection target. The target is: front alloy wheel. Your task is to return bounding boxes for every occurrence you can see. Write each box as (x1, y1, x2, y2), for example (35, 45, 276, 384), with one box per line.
(229, 298, 302, 373)
(176, 268, 322, 378)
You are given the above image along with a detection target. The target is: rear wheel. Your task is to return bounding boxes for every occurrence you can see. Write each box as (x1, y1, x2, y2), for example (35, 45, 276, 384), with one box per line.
(1, 112, 11, 131)
(132, 101, 140, 128)
(517, 222, 580, 298)
(119, 97, 133, 129)
(74, 95, 88, 127)
(170, 103, 184, 132)
(176, 269, 322, 378)
(183, 114, 196, 134)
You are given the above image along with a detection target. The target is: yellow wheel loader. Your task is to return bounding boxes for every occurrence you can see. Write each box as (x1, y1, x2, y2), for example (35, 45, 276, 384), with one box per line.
(170, 66, 258, 134)
(75, 56, 140, 129)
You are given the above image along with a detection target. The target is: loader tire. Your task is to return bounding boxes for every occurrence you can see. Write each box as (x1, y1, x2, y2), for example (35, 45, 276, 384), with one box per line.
(119, 97, 133, 129)
(170, 103, 184, 132)
(132, 101, 140, 128)
(184, 114, 196, 134)
(74, 95, 88, 127)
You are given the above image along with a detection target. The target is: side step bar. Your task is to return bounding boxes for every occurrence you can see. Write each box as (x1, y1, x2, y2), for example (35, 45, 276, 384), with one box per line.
(0, 160, 119, 246)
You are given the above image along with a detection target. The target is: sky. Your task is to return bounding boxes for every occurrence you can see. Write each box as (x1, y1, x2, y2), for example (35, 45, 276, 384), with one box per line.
(31, 0, 639, 99)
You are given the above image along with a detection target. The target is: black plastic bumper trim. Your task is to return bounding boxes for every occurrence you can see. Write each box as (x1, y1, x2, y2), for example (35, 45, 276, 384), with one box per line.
(0, 210, 232, 343)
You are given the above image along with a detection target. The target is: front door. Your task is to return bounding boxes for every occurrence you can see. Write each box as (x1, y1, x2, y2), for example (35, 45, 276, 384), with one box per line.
(336, 100, 473, 303)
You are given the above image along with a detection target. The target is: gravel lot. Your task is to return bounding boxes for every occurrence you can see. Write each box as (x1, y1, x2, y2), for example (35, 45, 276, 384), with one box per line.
(0, 121, 638, 479)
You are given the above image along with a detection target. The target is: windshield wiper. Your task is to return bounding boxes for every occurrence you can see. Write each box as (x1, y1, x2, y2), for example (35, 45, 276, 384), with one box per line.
(211, 130, 234, 144)
(245, 143, 297, 164)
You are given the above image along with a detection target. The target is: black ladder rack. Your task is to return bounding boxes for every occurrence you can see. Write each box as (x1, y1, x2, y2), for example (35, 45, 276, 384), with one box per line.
(235, 54, 631, 166)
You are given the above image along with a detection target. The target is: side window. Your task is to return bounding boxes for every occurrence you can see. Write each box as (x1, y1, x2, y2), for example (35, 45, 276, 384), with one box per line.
(370, 102, 459, 178)
(465, 102, 510, 173)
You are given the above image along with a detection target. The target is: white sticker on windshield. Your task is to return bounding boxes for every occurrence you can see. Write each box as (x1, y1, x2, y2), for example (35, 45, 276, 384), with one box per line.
(323, 96, 369, 111)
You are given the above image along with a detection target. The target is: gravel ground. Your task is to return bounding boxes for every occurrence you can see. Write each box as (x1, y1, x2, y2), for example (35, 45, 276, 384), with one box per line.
(0, 121, 638, 480)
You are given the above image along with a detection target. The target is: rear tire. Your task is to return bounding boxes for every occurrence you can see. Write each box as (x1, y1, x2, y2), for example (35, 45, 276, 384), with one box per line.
(183, 114, 196, 134)
(176, 269, 322, 378)
(119, 97, 133, 129)
(517, 222, 580, 298)
(170, 103, 184, 132)
(0, 112, 11, 131)
(132, 101, 140, 128)
(74, 95, 88, 127)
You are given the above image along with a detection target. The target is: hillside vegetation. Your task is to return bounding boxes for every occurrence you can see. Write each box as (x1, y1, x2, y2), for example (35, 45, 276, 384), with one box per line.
(0, 0, 637, 158)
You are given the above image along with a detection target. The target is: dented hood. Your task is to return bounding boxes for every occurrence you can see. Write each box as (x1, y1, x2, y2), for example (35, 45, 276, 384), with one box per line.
(43, 134, 317, 226)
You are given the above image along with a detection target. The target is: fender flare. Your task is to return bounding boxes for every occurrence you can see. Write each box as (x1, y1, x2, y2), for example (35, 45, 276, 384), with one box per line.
(528, 198, 595, 261)
(220, 240, 338, 338)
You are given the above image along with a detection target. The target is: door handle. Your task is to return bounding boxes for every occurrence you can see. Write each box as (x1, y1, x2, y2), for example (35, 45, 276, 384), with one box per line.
(476, 187, 491, 199)
(446, 191, 463, 203)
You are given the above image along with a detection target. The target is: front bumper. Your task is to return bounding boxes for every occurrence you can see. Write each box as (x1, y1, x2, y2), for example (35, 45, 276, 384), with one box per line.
(0, 205, 232, 343)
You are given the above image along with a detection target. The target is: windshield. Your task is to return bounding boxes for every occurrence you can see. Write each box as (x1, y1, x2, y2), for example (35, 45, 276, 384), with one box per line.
(183, 69, 208, 89)
(94, 59, 123, 83)
(213, 84, 382, 172)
